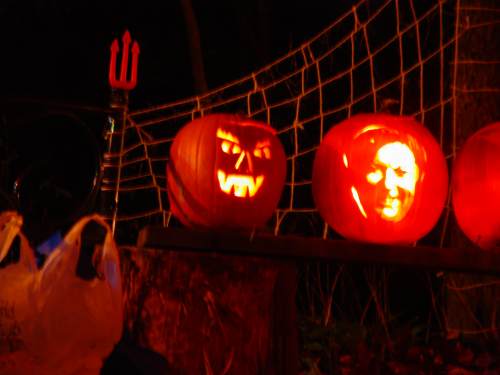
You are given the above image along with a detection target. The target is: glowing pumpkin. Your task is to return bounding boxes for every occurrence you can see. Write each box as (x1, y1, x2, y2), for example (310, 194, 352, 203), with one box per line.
(167, 113, 286, 230)
(452, 122, 500, 250)
(312, 114, 448, 244)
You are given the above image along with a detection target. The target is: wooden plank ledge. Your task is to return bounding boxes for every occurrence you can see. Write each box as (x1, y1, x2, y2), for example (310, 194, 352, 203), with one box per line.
(137, 225, 500, 275)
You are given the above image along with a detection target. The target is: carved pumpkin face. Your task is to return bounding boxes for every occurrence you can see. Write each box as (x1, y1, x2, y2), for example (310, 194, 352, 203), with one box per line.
(216, 127, 270, 198)
(348, 126, 421, 223)
(167, 114, 286, 230)
(313, 114, 448, 244)
(452, 122, 500, 250)
(365, 142, 418, 221)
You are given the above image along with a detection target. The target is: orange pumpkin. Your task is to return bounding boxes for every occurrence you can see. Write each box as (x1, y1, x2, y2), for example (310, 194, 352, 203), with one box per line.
(167, 114, 286, 230)
(452, 122, 500, 250)
(312, 114, 448, 244)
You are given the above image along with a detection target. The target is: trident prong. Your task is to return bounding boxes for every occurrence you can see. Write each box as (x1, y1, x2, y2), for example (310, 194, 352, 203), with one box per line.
(109, 30, 140, 90)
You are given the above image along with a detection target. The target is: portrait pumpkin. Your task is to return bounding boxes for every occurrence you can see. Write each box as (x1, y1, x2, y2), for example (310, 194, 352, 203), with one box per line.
(313, 114, 448, 244)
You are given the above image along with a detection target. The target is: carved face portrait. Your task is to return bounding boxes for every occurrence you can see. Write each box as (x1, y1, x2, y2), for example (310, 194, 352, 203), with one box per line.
(312, 114, 448, 244)
(348, 126, 420, 222)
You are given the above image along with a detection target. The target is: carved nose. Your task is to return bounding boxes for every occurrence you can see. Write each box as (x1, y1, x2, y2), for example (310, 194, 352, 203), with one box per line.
(234, 151, 253, 172)
(384, 168, 399, 197)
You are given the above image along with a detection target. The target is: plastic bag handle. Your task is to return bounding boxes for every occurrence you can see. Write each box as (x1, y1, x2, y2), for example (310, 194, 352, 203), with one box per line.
(0, 211, 37, 271)
(75, 215, 117, 279)
(42, 214, 117, 280)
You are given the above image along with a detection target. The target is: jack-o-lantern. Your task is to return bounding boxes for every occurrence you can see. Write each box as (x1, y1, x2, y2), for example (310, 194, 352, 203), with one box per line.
(167, 113, 286, 230)
(312, 114, 448, 244)
(452, 122, 500, 250)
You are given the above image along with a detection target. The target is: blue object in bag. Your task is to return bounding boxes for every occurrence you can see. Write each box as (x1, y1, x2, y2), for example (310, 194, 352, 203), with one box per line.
(35, 230, 62, 267)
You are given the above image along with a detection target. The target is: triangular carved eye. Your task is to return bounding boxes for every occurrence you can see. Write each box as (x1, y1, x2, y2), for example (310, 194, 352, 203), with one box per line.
(221, 140, 241, 154)
(231, 144, 241, 154)
(253, 140, 271, 159)
(221, 141, 231, 153)
(217, 128, 242, 154)
(253, 147, 271, 159)
(263, 147, 271, 159)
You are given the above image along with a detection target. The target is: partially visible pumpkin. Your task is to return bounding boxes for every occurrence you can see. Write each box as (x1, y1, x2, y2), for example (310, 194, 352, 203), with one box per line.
(452, 122, 500, 250)
(312, 113, 448, 244)
(167, 113, 286, 230)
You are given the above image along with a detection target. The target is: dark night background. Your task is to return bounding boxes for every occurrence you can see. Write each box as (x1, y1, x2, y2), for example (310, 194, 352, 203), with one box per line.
(0, 0, 357, 107)
(0, 0, 359, 244)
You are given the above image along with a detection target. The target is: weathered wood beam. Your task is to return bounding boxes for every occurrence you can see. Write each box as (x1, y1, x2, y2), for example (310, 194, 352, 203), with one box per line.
(137, 226, 500, 275)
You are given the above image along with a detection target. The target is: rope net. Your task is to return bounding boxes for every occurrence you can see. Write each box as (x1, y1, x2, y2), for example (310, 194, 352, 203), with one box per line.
(99, 0, 500, 344)
(100, 0, 487, 244)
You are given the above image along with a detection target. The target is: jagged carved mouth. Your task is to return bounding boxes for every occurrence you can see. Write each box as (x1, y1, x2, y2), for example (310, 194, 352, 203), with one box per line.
(217, 170, 264, 198)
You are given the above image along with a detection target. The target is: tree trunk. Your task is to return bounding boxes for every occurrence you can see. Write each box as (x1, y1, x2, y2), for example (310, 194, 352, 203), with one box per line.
(120, 245, 298, 374)
(180, 0, 208, 94)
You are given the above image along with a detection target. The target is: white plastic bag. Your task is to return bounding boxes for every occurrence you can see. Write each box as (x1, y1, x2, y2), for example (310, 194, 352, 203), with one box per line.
(0, 211, 38, 374)
(32, 214, 122, 375)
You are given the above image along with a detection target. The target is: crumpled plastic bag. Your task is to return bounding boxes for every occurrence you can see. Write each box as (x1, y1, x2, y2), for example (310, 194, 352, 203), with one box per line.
(0, 211, 38, 375)
(30, 214, 123, 375)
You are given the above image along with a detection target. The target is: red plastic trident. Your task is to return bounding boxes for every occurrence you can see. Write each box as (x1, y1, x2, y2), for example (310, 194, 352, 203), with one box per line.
(109, 30, 140, 90)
